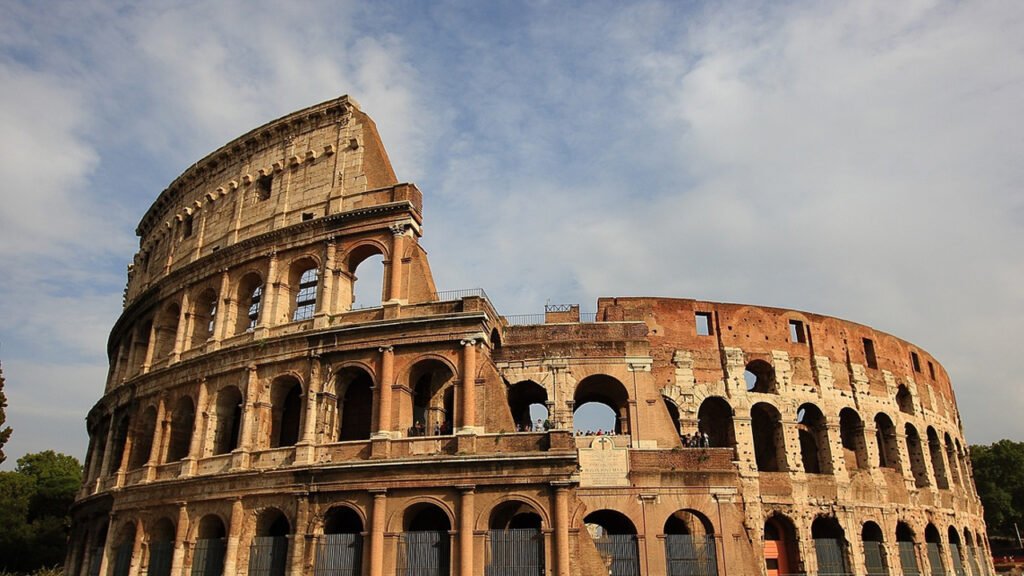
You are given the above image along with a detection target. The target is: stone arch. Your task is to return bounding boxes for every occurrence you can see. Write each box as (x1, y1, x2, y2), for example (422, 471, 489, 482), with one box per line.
(323, 505, 365, 534)
(944, 432, 962, 487)
(811, 516, 850, 575)
(925, 523, 945, 574)
(744, 359, 777, 393)
(398, 501, 453, 576)
(663, 395, 682, 436)
(490, 328, 502, 350)
(316, 505, 366, 576)
(797, 403, 832, 474)
(896, 385, 914, 415)
(269, 375, 303, 448)
(402, 501, 454, 532)
(129, 405, 158, 470)
(111, 520, 139, 576)
(165, 395, 195, 462)
(927, 426, 950, 489)
(478, 495, 551, 532)
(905, 424, 930, 488)
(386, 497, 455, 533)
(874, 413, 901, 472)
(212, 385, 243, 455)
(406, 357, 457, 436)
(697, 396, 736, 451)
(663, 509, 719, 576)
(250, 508, 291, 576)
(763, 513, 801, 576)
(190, 286, 219, 349)
(333, 366, 374, 441)
(839, 407, 869, 471)
(507, 380, 548, 432)
(751, 402, 787, 472)
(895, 521, 921, 576)
(488, 499, 544, 530)
(574, 374, 632, 435)
(194, 513, 228, 540)
(862, 521, 889, 576)
(287, 255, 321, 322)
(147, 517, 176, 576)
(346, 242, 386, 309)
(153, 302, 181, 361)
(948, 526, 967, 576)
(234, 272, 264, 335)
(664, 509, 715, 536)
(585, 509, 641, 576)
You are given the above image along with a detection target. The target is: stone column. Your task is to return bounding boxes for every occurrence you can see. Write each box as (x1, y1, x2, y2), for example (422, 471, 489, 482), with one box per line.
(553, 483, 570, 576)
(97, 513, 116, 576)
(318, 240, 337, 317)
(368, 490, 387, 576)
(458, 486, 475, 576)
(375, 346, 394, 437)
(128, 521, 144, 576)
(239, 366, 259, 453)
(258, 251, 280, 331)
(290, 496, 309, 576)
(142, 321, 158, 373)
(213, 270, 232, 344)
(145, 396, 168, 479)
(183, 379, 209, 476)
(170, 503, 189, 576)
(459, 339, 477, 433)
(171, 292, 191, 362)
(387, 225, 405, 302)
(223, 499, 244, 576)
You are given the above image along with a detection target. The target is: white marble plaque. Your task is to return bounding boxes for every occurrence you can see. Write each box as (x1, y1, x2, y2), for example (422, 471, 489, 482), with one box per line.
(578, 436, 629, 487)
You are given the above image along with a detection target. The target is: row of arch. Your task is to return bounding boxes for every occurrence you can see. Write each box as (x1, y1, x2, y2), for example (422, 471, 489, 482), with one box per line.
(112, 244, 392, 387)
(761, 512, 991, 576)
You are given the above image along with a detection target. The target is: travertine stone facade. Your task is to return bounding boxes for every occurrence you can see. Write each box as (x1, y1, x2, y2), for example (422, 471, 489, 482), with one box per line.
(69, 96, 993, 576)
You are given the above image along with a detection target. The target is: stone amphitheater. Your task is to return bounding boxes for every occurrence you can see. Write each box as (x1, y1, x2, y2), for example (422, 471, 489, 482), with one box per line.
(67, 95, 992, 576)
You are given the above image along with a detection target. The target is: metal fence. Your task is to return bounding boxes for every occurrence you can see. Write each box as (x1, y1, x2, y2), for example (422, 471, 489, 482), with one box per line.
(147, 540, 173, 576)
(432, 288, 490, 302)
(898, 542, 921, 576)
(951, 543, 968, 576)
(593, 534, 641, 576)
(314, 534, 363, 576)
(926, 543, 946, 576)
(485, 528, 544, 576)
(863, 541, 888, 576)
(191, 538, 226, 576)
(396, 531, 451, 576)
(813, 538, 849, 576)
(112, 542, 133, 576)
(966, 545, 981, 576)
(665, 534, 719, 576)
(88, 547, 103, 576)
(248, 536, 288, 576)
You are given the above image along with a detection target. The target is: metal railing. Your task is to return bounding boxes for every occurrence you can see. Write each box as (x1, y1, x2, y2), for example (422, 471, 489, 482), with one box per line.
(432, 288, 490, 302)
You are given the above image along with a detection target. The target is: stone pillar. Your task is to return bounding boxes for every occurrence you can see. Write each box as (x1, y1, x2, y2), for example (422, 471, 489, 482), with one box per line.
(213, 270, 232, 343)
(290, 496, 309, 576)
(97, 513, 116, 576)
(258, 251, 280, 331)
(368, 490, 387, 576)
(99, 416, 118, 481)
(375, 346, 394, 436)
(171, 292, 191, 361)
(170, 503, 189, 576)
(387, 225, 405, 302)
(142, 321, 158, 373)
(553, 483, 570, 576)
(183, 379, 208, 476)
(459, 339, 477, 433)
(239, 366, 259, 453)
(458, 487, 475, 576)
(223, 499, 244, 576)
(128, 521, 144, 576)
(319, 240, 337, 317)
(145, 396, 168, 478)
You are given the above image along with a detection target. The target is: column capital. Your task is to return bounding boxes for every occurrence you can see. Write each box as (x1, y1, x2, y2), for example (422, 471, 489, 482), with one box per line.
(379, 345, 394, 353)
(460, 338, 477, 347)
(456, 484, 476, 493)
(389, 223, 408, 236)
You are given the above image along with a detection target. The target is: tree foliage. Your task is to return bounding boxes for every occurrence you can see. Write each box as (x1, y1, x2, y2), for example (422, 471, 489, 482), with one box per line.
(0, 362, 12, 465)
(971, 439, 1024, 539)
(0, 451, 82, 573)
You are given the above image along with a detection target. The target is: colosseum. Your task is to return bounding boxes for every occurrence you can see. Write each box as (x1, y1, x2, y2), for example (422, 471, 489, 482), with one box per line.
(68, 95, 993, 576)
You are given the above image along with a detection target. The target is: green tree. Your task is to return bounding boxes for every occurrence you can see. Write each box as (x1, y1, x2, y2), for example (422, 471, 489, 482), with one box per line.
(17, 450, 82, 521)
(0, 362, 13, 464)
(971, 439, 1024, 539)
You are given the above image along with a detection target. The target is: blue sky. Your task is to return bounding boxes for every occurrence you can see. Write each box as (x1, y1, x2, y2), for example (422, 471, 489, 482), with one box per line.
(1, 0, 1022, 467)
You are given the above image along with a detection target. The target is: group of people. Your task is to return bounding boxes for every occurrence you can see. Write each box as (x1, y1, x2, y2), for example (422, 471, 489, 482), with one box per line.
(574, 428, 617, 436)
(514, 419, 553, 432)
(407, 420, 452, 437)
(681, 430, 712, 448)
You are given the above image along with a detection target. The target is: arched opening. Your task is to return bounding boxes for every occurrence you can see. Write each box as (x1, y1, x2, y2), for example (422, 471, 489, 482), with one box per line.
(335, 367, 374, 441)
(751, 403, 787, 472)
(108, 414, 131, 476)
(945, 433, 962, 488)
(896, 385, 914, 415)
(315, 507, 364, 576)
(213, 386, 243, 455)
(573, 402, 616, 435)
(400, 504, 451, 576)
(350, 249, 385, 309)
(249, 509, 290, 576)
(948, 527, 967, 576)
(862, 521, 889, 576)
(965, 529, 983, 576)
(290, 259, 320, 322)
(153, 303, 181, 361)
(487, 501, 544, 575)
(507, 380, 548, 432)
(763, 514, 800, 576)
(839, 408, 868, 471)
(811, 516, 849, 575)
(409, 360, 455, 436)
(896, 522, 920, 576)
(132, 320, 153, 376)
(956, 440, 972, 494)
(698, 397, 736, 452)
(927, 427, 949, 489)
(490, 328, 502, 350)
(129, 406, 158, 470)
(191, 288, 218, 349)
(744, 359, 777, 393)
(270, 377, 303, 448)
(663, 397, 682, 436)
(235, 273, 264, 334)
(87, 522, 109, 576)
(147, 518, 175, 576)
(905, 424, 930, 488)
(112, 522, 136, 576)
(797, 403, 832, 474)
(585, 510, 640, 576)
(192, 515, 227, 576)
(664, 510, 718, 576)
(165, 396, 195, 462)
(925, 524, 946, 576)
(574, 374, 631, 435)
(874, 413, 901, 471)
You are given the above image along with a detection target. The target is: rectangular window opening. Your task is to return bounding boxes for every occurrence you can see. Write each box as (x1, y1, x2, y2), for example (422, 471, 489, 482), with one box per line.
(788, 319, 806, 343)
(695, 312, 712, 336)
(863, 337, 878, 369)
(301, 212, 314, 221)
(928, 361, 935, 380)
(911, 351, 921, 373)
(183, 215, 194, 238)
(257, 174, 273, 201)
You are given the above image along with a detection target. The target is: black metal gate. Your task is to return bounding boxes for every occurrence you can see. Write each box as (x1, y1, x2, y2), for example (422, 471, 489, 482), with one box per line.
(593, 534, 640, 576)
(148, 540, 173, 576)
(113, 542, 134, 576)
(966, 546, 981, 576)
(813, 538, 848, 576)
(926, 543, 945, 576)
(314, 533, 363, 576)
(486, 528, 544, 576)
(665, 534, 718, 576)
(397, 531, 451, 576)
(191, 538, 226, 576)
(863, 541, 888, 576)
(898, 541, 921, 576)
(248, 536, 288, 576)
(87, 546, 104, 576)
(950, 543, 967, 576)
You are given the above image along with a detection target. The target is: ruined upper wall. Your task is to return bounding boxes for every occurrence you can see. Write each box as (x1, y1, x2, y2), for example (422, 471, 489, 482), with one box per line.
(124, 95, 412, 304)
